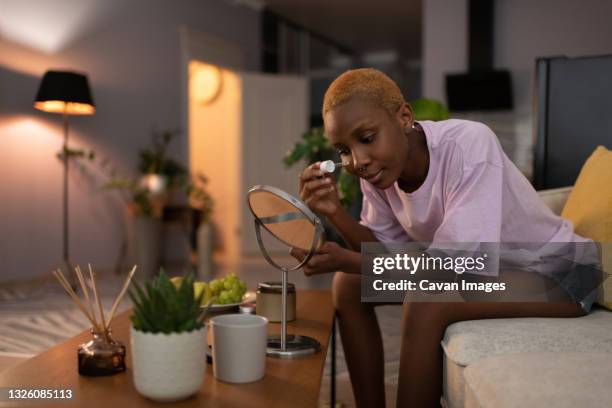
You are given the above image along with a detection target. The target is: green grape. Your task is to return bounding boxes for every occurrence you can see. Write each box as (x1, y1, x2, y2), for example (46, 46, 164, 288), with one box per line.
(206, 275, 247, 304)
(229, 288, 241, 302)
(209, 280, 221, 295)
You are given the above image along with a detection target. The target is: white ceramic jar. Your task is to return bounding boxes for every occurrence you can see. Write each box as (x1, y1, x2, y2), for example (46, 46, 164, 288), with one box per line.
(210, 314, 268, 383)
(131, 326, 206, 402)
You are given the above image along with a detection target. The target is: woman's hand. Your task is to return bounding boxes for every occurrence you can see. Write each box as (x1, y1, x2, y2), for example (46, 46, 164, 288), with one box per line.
(298, 162, 342, 217)
(290, 242, 359, 276)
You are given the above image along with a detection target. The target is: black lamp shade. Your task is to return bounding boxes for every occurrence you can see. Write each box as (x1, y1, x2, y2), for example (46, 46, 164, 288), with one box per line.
(34, 70, 95, 115)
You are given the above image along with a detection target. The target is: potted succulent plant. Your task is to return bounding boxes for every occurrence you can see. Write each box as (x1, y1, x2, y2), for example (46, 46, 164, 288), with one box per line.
(129, 271, 213, 402)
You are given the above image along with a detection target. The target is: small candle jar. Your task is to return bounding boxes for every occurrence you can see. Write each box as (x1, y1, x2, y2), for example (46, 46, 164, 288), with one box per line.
(77, 328, 126, 376)
(256, 282, 296, 322)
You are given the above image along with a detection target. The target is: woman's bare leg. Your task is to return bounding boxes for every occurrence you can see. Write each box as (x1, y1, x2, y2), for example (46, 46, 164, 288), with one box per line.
(333, 272, 389, 407)
(396, 301, 586, 407)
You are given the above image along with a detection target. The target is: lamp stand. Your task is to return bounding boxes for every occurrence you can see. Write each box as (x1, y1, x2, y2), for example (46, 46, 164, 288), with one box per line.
(60, 110, 75, 287)
(33, 70, 95, 291)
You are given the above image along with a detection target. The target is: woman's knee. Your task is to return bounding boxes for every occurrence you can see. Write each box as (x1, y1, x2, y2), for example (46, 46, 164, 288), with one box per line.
(332, 272, 362, 313)
(402, 301, 453, 334)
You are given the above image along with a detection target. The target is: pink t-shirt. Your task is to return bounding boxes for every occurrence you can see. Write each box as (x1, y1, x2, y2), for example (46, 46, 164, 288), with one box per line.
(359, 119, 588, 245)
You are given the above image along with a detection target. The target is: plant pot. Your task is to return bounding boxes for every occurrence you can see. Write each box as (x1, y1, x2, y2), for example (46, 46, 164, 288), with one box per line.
(131, 326, 206, 402)
(127, 215, 162, 278)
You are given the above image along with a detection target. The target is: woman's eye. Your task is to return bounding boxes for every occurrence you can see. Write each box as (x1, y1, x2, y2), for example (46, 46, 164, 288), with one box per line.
(336, 148, 349, 156)
(361, 133, 376, 143)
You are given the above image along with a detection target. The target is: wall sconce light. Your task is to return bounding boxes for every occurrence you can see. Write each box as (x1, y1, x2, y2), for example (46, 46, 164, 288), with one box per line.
(191, 64, 223, 105)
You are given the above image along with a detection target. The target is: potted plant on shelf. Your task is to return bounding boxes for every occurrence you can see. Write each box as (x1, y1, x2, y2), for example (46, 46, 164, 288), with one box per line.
(136, 129, 189, 204)
(129, 270, 213, 402)
(104, 129, 213, 277)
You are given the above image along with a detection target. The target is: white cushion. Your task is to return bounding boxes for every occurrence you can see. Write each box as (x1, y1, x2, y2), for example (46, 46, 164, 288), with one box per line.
(464, 352, 612, 408)
(442, 308, 612, 367)
(441, 308, 612, 408)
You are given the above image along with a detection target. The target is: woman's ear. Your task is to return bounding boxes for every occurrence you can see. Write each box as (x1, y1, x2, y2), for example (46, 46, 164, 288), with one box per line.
(396, 103, 414, 131)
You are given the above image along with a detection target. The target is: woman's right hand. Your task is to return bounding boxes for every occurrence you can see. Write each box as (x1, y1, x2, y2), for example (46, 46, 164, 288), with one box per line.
(298, 162, 342, 217)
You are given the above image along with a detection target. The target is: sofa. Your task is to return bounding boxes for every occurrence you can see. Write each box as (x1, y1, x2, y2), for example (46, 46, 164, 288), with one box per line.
(441, 186, 612, 408)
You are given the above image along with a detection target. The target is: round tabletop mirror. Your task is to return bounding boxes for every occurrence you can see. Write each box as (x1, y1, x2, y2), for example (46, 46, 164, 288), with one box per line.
(247, 185, 324, 271)
(246, 185, 323, 358)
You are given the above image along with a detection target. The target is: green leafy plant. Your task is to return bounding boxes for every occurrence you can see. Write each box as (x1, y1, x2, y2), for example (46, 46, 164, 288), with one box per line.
(103, 175, 157, 217)
(411, 98, 450, 121)
(137, 129, 188, 189)
(102, 129, 214, 220)
(129, 270, 214, 334)
(284, 127, 360, 208)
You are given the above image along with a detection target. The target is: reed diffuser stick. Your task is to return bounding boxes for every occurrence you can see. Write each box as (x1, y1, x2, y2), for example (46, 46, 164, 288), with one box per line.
(106, 265, 137, 325)
(53, 270, 101, 332)
(88, 264, 107, 333)
(75, 265, 97, 329)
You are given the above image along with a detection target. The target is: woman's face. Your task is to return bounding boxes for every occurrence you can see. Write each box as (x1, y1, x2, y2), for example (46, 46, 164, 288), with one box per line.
(324, 99, 413, 189)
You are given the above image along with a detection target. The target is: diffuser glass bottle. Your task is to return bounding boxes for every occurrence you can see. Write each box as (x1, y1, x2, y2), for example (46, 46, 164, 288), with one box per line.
(52, 264, 137, 377)
(77, 328, 126, 376)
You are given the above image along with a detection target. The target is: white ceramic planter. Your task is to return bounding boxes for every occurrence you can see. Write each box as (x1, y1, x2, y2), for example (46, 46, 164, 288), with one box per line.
(131, 326, 206, 402)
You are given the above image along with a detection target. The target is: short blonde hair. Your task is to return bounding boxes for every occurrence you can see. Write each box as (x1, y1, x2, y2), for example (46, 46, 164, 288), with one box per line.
(322, 68, 405, 118)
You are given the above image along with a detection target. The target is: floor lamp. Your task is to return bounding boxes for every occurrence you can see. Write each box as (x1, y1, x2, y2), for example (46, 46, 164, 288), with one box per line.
(34, 71, 95, 283)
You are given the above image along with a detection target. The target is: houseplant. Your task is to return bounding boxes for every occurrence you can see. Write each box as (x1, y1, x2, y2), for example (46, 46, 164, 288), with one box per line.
(411, 97, 450, 121)
(104, 129, 187, 217)
(129, 270, 213, 402)
(104, 129, 214, 277)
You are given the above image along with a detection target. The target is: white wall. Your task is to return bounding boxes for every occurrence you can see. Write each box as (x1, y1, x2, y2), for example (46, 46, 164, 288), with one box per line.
(495, 0, 612, 115)
(422, 0, 468, 104)
(0, 0, 261, 281)
(423, 0, 612, 113)
(422, 0, 612, 178)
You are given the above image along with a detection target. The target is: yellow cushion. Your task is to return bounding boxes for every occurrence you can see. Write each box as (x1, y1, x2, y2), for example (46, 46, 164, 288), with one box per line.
(562, 146, 612, 309)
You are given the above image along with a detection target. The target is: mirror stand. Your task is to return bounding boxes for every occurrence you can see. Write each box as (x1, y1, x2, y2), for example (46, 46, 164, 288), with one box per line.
(248, 184, 325, 360)
(265, 267, 321, 358)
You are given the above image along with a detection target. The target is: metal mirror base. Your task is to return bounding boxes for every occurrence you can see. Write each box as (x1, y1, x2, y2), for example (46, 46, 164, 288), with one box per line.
(266, 335, 321, 359)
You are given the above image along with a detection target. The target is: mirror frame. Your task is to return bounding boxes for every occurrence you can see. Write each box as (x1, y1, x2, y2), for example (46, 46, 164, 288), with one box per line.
(246, 185, 324, 271)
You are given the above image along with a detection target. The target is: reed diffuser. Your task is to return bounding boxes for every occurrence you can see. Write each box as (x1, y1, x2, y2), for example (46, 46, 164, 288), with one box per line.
(53, 264, 136, 376)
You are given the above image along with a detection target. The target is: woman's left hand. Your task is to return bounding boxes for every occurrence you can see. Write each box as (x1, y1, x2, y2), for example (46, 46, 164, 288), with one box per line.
(289, 242, 357, 276)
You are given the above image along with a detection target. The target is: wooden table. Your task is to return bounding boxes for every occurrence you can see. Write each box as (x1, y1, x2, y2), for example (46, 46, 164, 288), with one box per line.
(0, 290, 334, 407)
